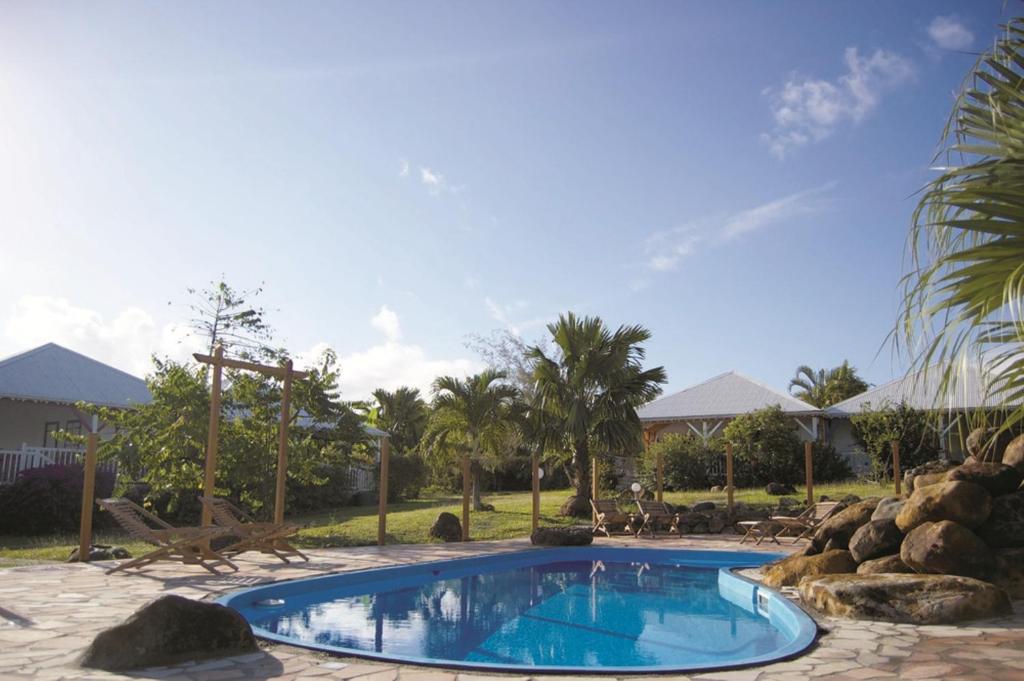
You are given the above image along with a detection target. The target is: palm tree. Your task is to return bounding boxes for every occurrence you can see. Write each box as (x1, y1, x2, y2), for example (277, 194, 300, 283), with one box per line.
(788, 361, 868, 407)
(899, 18, 1024, 438)
(372, 386, 428, 454)
(529, 313, 667, 517)
(421, 370, 520, 510)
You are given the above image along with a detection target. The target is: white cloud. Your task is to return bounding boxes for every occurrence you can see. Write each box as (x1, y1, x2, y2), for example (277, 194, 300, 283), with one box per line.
(335, 340, 481, 400)
(763, 47, 914, 158)
(483, 297, 549, 337)
(0, 295, 200, 377)
(928, 16, 974, 51)
(398, 158, 410, 177)
(420, 166, 447, 195)
(370, 305, 401, 342)
(646, 234, 700, 272)
(721, 181, 835, 240)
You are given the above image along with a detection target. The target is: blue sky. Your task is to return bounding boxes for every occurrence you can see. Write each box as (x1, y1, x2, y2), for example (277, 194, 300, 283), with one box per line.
(0, 1, 1008, 399)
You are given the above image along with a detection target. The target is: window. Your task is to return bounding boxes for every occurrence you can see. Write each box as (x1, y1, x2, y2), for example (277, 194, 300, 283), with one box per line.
(43, 421, 61, 448)
(65, 420, 83, 442)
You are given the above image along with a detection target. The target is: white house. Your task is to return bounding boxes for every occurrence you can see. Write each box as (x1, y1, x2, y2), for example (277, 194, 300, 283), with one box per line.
(0, 343, 152, 483)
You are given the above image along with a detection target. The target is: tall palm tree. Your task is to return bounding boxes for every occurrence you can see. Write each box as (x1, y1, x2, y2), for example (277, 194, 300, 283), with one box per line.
(789, 361, 868, 407)
(529, 313, 667, 517)
(372, 386, 428, 454)
(899, 18, 1024, 438)
(421, 370, 520, 510)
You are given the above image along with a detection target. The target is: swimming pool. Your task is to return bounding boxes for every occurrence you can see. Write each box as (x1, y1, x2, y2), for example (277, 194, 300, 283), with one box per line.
(219, 547, 817, 674)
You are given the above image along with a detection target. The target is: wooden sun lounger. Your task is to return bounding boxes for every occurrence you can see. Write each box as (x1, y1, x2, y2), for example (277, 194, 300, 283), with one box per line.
(767, 501, 842, 543)
(635, 500, 676, 537)
(97, 498, 239, 575)
(591, 499, 635, 537)
(200, 496, 309, 563)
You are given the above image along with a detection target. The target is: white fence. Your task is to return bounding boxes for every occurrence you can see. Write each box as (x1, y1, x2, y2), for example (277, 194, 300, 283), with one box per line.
(0, 445, 116, 485)
(343, 465, 376, 492)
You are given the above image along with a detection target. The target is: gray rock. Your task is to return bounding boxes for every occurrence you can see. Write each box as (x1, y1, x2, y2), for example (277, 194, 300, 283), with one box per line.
(1002, 434, 1024, 473)
(428, 512, 462, 542)
(692, 501, 715, 512)
(871, 496, 905, 522)
(530, 526, 593, 546)
(765, 482, 797, 495)
(904, 460, 957, 493)
(80, 595, 257, 671)
(812, 498, 880, 550)
(849, 519, 904, 564)
(799, 573, 1011, 624)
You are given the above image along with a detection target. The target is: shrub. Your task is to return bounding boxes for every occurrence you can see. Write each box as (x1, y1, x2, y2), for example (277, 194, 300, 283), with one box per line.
(0, 464, 115, 535)
(809, 442, 853, 483)
(644, 434, 724, 490)
(850, 402, 941, 480)
(386, 451, 427, 502)
(723, 405, 805, 486)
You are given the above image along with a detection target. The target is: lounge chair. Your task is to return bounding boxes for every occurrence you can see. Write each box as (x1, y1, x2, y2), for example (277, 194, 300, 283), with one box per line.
(767, 501, 842, 543)
(590, 499, 635, 537)
(635, 500, 676, 537)
(200, 496, 309, 563)
(97, 498, 239, 575)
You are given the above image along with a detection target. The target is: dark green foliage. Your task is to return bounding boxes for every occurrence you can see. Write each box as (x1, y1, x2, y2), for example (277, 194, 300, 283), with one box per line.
(645, 434, 724, 491)
(851, 402, 942, 480)
(724, 405, 806, 486)
(0, 464, 115, 535)
(789, 361, 870, 407)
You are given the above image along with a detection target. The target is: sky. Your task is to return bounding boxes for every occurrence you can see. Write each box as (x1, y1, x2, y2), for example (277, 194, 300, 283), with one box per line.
(0, 1, 1010, 400)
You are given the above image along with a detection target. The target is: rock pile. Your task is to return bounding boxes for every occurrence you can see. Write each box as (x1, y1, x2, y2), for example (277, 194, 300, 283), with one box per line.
(765, 436, 1024, 624)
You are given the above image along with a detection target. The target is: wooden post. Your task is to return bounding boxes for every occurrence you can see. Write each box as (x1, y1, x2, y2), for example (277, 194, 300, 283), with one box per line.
(531, 452, 540, 531)
(461, 455, 471, 541)
(592, 455, 600, 525)
(725, 441, 734, 514)
(656, 451, 664, 502)
(274, 359, 293, 526)
(377, 436, 390, 546)
(892, 441, 901, 496)
(201, 344, 224, 526)
(77, 430, 99, 562)
(804, 440, 814, 506)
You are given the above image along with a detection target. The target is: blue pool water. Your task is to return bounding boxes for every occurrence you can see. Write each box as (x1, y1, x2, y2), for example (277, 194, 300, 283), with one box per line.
(219, 547, 816, 674)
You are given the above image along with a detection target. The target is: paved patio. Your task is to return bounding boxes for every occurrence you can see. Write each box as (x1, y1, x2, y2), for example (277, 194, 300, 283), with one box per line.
(1, 534, 1023, 681)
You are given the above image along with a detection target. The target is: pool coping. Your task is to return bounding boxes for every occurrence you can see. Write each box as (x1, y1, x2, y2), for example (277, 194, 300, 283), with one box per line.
(216, 545, 820, 676)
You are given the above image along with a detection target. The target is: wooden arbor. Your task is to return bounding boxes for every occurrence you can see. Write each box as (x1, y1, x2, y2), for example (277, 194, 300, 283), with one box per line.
(194, 345, 308, 526)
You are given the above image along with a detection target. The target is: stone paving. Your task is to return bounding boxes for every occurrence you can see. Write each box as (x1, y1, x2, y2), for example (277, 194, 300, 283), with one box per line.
(1, 534, 1023, 680)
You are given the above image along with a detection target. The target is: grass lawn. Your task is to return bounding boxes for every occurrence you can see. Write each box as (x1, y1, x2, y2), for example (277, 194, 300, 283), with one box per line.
(0, 482, 894, 565)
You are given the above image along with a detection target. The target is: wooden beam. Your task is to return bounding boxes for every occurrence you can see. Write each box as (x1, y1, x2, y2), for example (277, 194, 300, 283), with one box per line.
(192, 352, 309, 380)
(274, 359, 294, 525)
(200, 345, 224, 526)
(531, 452, 540, 532)
(461, 455, 471, 541)
(592, 456, 599, 523)
(76, 431, 99, 562)
(377, 436, 390, 546)
(804, 440, 814, 506)
(725, 441, 734, 514)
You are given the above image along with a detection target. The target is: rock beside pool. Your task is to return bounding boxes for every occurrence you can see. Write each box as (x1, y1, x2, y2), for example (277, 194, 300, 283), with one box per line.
(1002, 434, 1024, 471)
(429, 512, 463, 542)
(945, 461, 1023, 497)
(530, 526, 593, 546)
(849, 519, 904, 564)
(762, 549, 857, 588)
(870, 496, 905, 522)
(798, 573, 1011, 624)
(812, 498, 880, 550)
(856, 554, 914, 575)
(900, 520, 996, 580)
(904, 460, 957, 492)
(993, 547, 1024, 599)
(977, 490, 1024, 548)
(80, 595, 257, 671)
(895, 481, 991, 532)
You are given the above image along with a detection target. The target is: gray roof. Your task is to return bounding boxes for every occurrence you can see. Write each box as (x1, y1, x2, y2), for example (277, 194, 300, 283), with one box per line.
(827, 363, 1014, 417)
(638, 371, 821, 422)
(0, 343, 151, 408)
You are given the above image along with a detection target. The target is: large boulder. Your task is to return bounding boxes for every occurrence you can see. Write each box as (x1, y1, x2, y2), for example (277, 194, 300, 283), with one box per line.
(692, 501, 716, 512)
(762, 550, 857, 588)
(977, 490, 1024, 548)
(1003, 434, 1024, 472)
(80, 595, 257, 671)
(993, 548, 1024, 599)
(849, 519, 904, 564)
(871, 496, 905, 522)
(798, 573, 1011, 624)
(904, 460, 957, 493)
(428, 512, 463, 542)
(856, 554, 914, 575)
(812, 498, 880, 550)
(530, 526, 593, 546)
(895, 481, 992, 532)
(945, 461, 1023, 497)
(967, 427, 1016, 463)
(765, 482, 797, 495)
(901, 520, 996, 580)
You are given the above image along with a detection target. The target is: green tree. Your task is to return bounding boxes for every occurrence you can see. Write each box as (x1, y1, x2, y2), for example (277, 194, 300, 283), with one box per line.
(899, 18, 1024, 443)
(529, 313, 667, 517)
(186, 280, 280, 360)
(723, 405, 805, 486)
(850, 402, 941, 480)
(421, 370, 521, 510)
(372, 386, 428, 454)
(789, 360, 869, 407)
